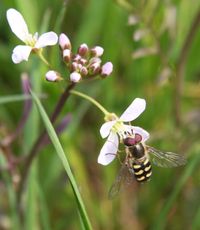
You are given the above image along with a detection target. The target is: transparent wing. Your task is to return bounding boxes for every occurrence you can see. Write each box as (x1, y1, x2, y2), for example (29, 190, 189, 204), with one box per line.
(108, 164, 134, 199)
(147, 146, 187, 168)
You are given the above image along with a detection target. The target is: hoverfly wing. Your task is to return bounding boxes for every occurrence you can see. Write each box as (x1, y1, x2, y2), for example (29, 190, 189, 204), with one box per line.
(108, 164, 134, 199)
(146, 146, 187, 168)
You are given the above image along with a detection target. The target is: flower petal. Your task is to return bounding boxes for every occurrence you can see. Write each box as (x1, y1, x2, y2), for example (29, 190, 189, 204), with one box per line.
(120, 98, 146, 122)
(12, 45, 32, 63)
(35, 32, 58, 48)
(98, 132, 119, 165)
(124, 125, 150, 142)
(7, 8, 29, 42)
(100, 120, 116, 138)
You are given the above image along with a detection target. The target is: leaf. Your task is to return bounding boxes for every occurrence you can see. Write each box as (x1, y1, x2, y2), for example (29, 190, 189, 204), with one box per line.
(30, 90, 92, 230)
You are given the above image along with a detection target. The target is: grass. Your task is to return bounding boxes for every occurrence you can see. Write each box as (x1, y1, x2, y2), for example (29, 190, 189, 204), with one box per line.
(0, 0, 200, 229)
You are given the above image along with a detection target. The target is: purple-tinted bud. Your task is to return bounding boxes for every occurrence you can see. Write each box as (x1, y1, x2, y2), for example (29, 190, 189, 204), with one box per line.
(71, 62, 79, 72)
(63, 49, 71, 62)
(78, 43, 89, 56)
(70, 72, 81, 82)
(91, 46, 104, 57)
(79, 58, 87, 65)
(80, 66, 88, 76)
(77, 63, 83, 70)
(73, 54, 81, 62)
(89, 62, 101, 75)
(59, 33, 71, 50)
(45, 70, 62, 82)
(101, 62, 113, 77)
(89, 57, 101, 65)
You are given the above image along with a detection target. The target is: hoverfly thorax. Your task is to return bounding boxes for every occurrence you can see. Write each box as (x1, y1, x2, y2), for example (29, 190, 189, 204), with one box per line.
(123, 133, 152, 183)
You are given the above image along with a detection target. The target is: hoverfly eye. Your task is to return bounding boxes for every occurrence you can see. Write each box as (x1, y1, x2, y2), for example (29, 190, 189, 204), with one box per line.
(135, 133, 142, 143)
(123, 137, 136, 146)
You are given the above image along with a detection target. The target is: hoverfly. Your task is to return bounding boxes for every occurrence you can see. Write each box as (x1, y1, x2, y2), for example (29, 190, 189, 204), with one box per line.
(108, 133, 187, 199)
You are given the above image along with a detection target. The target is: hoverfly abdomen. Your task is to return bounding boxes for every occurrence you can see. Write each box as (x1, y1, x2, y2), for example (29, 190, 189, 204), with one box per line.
(132, 158, 152, 182)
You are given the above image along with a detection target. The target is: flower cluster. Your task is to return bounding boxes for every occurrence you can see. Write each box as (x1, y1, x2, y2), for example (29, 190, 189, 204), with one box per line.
(6, 8, 148, 168)
(98, 98, 149, 165)
(57, 33, 113, 82)
(6, 8, 113, 83)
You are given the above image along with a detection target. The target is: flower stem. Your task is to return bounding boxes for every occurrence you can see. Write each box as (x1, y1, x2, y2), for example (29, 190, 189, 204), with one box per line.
(38, 52, 50, 67)
(70, 90, 109, 116)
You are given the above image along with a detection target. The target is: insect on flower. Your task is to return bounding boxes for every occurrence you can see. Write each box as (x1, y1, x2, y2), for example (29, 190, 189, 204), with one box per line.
(98, 98, 150, 166)
(108, 132, 187, 199)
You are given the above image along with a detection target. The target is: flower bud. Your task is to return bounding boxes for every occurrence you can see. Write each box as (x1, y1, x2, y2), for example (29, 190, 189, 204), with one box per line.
(70, 72, 81, 82)
(80, 66, 88, 76)
(78, 43, 89, 56)
(45, 70, 62, 82)
(59, 33, 71, 50)
(63, 49, 71, 62)
(73, 54, 81, 62)
(71, 62, 79, 72)
(89, 57, 101, 65)
(79, 58, 87, 65)
(89, 62, 101, 75)
(101, 62, 113, 77)
(91, 46, 104, 57)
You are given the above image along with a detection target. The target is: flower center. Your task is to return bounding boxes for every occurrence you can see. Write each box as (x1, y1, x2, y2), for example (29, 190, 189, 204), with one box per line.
(111, 120, 126, 136)
(24, 33, 37, 47)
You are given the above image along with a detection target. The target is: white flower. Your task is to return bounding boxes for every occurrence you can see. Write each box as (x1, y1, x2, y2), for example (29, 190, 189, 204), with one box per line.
(6, 8, 58, 63)
(98, 98, 150, 165)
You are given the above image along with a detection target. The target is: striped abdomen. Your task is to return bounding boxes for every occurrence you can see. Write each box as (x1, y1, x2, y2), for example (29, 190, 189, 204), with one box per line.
(132, 158, 152, 183)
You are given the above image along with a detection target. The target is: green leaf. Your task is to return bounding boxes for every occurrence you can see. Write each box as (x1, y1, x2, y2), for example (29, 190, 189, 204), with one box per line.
(30, 90, 92, 230)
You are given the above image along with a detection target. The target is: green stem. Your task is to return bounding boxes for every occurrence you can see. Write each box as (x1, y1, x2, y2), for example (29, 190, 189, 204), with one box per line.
(38, 52, 50, 67)
(30, 90, 92, 230)
(70, 90, 110, 116)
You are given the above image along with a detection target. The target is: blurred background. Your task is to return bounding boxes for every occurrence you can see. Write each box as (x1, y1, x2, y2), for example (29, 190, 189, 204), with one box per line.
(0, 0, 200, 229)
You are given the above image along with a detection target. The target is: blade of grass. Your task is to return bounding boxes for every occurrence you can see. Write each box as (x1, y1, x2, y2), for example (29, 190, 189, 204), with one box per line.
(152, 145, 200, 230)
(30, 90, 92, 230)
(0, 94, 45, 105)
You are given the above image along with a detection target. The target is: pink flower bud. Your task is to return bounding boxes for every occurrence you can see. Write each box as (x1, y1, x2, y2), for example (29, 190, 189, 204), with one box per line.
(89, 57, 101, 65)
(101, 62, 113, 76)
(45, 70, 62, 82)
(89, 62, 101, 74)
(70, 72, 81, 82)
(63, 49, 71, 62)
(79, 58, 87, 65)
(59, 33, 71, 50)
(80, 66, 88, 76)
(78, 43, 89, 56)
(71, 62, 79, 71)
(91, 46, 104, 57)
(73, 54, 81, 62)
